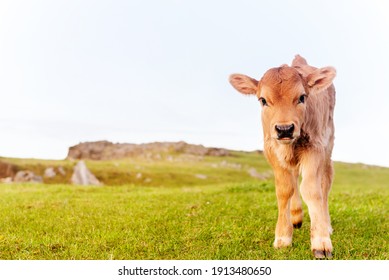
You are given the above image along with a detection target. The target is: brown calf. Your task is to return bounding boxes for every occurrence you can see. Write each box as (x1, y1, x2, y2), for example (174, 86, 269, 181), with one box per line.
(229, 55, 336, 259)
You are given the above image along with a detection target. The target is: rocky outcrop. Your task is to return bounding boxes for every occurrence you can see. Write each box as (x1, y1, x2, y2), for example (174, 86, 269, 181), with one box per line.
(67, 141, 229, 160)
(71, 161, 102, 186)
(13, 170, 43, 183)
(0, 161, 19, 178)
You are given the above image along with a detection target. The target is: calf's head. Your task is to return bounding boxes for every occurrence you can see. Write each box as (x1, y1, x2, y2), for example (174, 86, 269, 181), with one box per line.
(229, 63, 336, 144)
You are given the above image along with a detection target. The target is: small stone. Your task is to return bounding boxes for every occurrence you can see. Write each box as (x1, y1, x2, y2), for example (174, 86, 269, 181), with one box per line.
(44, 167, 56, 178)
(57, 166, 66, 176)
(195, 174, 207, 180)
(0, 177, 13, 183)
(247, 168, 271, 180)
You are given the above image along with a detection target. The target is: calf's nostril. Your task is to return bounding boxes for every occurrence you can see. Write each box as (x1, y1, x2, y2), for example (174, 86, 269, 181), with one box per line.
(275, 124, 295, 138)
(275, 124, 294, 132)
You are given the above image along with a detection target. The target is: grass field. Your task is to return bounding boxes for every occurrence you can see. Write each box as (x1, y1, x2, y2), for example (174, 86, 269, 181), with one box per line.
(0, 151, 388, 260)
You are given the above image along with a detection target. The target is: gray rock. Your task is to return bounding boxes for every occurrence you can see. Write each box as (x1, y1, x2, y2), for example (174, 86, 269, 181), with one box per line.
(14, 170, 43, 183)
(44, 167, 56, 178)
(71, 161, 102, 186)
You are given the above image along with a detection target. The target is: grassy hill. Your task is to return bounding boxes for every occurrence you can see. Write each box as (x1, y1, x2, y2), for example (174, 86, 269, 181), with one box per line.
(0, 150, 388, 260)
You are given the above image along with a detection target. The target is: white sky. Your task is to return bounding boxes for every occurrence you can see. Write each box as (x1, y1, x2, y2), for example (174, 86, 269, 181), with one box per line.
(0, 0, 389, 167)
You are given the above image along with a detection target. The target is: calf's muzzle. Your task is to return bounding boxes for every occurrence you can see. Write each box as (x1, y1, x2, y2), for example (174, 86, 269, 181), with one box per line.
(275, 124, 295, 139)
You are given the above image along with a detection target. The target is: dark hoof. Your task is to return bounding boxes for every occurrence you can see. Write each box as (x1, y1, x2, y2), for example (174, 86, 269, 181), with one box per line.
(293, 222, 302, 229)
(313, 250, 333, 259)
(325, 251, 333, 259)
(313, 250, 325, 259)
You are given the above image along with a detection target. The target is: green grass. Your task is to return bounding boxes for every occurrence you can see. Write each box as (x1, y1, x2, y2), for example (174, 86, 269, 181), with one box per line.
(0, 152, 388, 260)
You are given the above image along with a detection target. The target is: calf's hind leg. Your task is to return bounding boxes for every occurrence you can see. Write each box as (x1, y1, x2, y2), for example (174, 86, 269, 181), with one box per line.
(290, 170, 303, 228)
(322, 160, 334, 234)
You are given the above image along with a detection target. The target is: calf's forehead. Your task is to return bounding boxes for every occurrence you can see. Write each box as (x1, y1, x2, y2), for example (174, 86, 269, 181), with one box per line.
(259, 67, 305, 99)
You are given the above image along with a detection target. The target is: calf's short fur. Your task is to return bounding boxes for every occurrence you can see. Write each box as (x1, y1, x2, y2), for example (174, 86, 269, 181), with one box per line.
(229, 55, 336, 259)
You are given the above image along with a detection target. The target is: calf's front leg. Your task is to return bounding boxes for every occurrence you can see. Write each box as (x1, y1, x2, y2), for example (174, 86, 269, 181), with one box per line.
(300, 157, 333, 259)
(273, 168, 297, 248)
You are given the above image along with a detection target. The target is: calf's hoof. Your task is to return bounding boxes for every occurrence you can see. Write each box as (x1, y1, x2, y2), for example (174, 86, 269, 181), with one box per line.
(313, 249, 333, 259)
(273, 237, 292, 248)
(293, 221, 302, 229)
(311, 236, 333, 259)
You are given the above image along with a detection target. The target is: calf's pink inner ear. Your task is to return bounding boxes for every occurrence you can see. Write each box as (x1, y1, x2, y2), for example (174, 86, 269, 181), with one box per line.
(306, 67, 336, 92)
(229, 74, 259, 95)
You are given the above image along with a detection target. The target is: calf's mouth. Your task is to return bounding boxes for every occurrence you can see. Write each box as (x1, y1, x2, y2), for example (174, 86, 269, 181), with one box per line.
(276, 137, 295, 144)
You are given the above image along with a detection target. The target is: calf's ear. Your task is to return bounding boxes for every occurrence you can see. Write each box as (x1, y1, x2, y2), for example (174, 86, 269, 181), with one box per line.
(229, 74, 259, 95)
(306, 67, 336, 93)
(291, 54, 308, 67)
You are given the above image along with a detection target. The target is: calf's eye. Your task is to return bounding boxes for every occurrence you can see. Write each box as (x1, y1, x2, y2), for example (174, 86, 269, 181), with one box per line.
(258, 97, 268, 107)
(298, 94, 307, 104)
